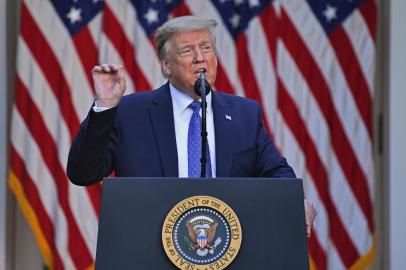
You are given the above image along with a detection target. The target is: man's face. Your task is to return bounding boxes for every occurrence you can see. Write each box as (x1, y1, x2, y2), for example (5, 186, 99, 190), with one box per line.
(160, 30, 218, 98)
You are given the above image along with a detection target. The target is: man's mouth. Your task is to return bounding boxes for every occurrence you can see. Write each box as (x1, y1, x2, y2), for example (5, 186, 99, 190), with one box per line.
(194, 68, 207, 75)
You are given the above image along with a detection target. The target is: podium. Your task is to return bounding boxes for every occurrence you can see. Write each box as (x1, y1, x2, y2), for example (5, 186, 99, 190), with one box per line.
(95, 178, 309, 269)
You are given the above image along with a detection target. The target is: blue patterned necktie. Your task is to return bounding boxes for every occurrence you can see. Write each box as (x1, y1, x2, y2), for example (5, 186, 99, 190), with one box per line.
(188, 100, 212, 178)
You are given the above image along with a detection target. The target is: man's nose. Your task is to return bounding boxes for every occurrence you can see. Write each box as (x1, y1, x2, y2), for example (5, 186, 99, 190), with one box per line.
(193, 48, 204, 63)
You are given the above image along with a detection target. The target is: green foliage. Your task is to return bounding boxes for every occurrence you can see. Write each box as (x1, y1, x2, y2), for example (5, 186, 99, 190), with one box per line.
(183, 235, 195, 251)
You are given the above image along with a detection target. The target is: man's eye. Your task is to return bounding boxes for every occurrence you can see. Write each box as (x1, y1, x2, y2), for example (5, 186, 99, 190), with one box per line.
(203, 46, 211, 51)
(181, 49, 192, 55)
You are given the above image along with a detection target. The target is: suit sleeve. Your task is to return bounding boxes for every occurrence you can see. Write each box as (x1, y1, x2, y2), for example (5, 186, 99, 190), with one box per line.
(66, 107, 119, 186)
(254, 105, 296, 178)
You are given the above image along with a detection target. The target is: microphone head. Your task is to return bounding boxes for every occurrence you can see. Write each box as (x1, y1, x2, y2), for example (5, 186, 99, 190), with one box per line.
(194, 76, 212, 97)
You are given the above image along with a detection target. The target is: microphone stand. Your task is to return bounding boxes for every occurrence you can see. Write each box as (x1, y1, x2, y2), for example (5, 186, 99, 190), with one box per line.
(199, 73, 208, 178)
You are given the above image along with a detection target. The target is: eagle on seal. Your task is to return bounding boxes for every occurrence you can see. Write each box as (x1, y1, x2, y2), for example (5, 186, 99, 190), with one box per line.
(186, 216, 218, 250)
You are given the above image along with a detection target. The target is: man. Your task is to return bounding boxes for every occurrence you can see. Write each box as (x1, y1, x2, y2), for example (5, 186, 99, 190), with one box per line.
(67, 16, 316, 235)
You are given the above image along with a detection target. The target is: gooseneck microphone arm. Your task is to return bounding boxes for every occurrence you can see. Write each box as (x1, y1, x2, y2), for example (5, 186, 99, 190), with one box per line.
(194, 73, 211, 178)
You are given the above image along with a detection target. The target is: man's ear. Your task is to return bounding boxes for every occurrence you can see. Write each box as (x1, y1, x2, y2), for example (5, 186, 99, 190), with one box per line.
(160, 59, 171, 77)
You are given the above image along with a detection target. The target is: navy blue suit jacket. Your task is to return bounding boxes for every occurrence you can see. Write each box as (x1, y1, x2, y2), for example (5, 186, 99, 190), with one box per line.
(67, 84, 295, 185)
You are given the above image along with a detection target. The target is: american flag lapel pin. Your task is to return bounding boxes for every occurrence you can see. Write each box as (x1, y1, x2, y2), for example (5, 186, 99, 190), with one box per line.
(225, 114, 232, 120)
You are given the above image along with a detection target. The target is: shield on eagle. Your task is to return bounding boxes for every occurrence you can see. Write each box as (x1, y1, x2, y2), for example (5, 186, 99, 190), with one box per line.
(197, 235, 208, 249)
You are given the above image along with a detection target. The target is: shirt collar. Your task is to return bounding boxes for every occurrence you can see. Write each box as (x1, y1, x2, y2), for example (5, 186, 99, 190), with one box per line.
(169, 83, 212, 115)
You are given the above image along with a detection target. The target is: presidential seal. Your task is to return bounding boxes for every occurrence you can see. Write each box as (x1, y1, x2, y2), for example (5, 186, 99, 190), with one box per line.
(162, 196, 242, 270)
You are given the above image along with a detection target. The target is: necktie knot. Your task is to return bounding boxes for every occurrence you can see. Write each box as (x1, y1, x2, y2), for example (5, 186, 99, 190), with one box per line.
(189, 100, 201, 113)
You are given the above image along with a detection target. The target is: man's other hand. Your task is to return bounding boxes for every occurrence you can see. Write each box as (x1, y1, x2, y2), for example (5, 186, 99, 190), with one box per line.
(304, 199, 317, 238)
(92, 64, 126, 108)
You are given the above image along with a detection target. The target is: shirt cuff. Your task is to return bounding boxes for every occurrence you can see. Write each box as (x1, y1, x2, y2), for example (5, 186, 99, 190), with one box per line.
(93, 101, 112, 112)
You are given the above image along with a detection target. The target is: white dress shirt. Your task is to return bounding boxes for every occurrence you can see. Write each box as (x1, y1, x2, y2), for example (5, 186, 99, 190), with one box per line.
(93, 83, 217, 177)
(169, 83, 216, 178)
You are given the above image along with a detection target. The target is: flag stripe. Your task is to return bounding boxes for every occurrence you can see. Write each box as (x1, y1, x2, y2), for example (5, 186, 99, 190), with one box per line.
(84, 186, 101, 217)
(9, 148, 64, 270)
(214, 64, 236, 95)
(309, 226, 327, 269)
(20, 3, 80, 138)
(16, 37, 101, 247)
(87, 12, 103, 50)
(255, 4, 284, 141)
(16, 37, 72, 166)
(329, 246, 347, 270)
(246, 17, 278, 138)
(172, 1, 191, 18)
(279, 8, 373, 233)
(277, 41, 372, 256)
(259, 5, 279, 64)
(271, 113, 329, 268)
(10, 108, 76, 270)
(15, 78, 93, 269)
(235, 35, 272, 133)
(68, 184, 99, 258)
(105, 0, 165, 88)
(328, 27, 372, 137)
(102, 5, 151, 91)
(72, 27, 99, 94)
(281, 0, 374, 186)
(358, 0, 377, 41)
(342, 10, 375, 93)
(306, 175, 329, 270)
(277, 83, 360, 267)
(235, 35, 262, 101)
(23, 0, 94, 119)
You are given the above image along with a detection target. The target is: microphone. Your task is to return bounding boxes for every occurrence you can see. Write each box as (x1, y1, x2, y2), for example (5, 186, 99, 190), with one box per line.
(193, 73, 211, 97)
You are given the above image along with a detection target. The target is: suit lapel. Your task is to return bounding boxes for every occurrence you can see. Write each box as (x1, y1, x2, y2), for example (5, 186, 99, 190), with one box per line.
(212, 92, 234, 177)
(149, 84, 179, 177)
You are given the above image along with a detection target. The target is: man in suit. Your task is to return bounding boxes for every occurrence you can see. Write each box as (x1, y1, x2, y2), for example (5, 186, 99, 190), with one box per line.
(67, 16, 316, 234)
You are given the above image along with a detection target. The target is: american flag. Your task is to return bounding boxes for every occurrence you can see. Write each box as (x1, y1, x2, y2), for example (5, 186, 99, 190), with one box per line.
(9, 0, 376, 269)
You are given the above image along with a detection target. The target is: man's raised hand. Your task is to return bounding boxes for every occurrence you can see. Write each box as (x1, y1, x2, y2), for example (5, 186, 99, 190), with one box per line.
(92, 64, 126, 108)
